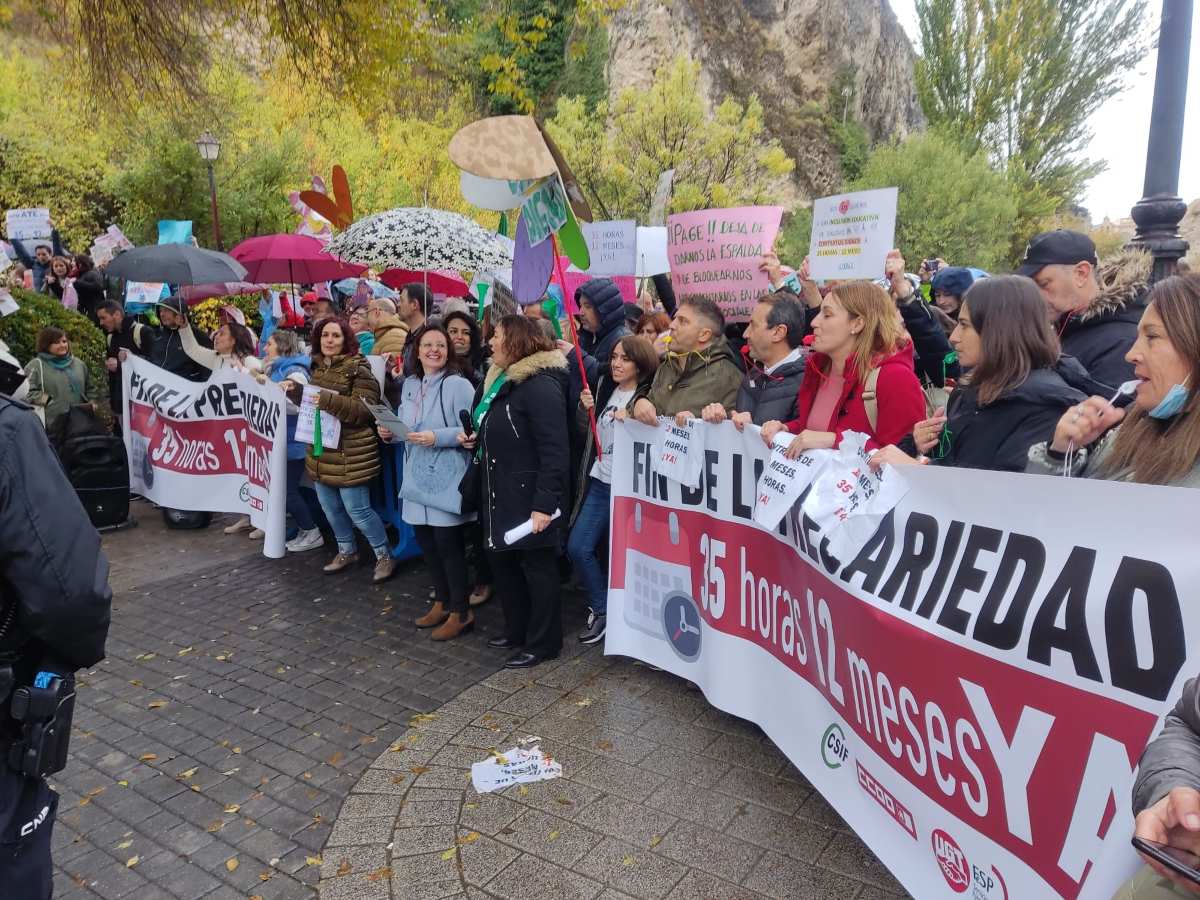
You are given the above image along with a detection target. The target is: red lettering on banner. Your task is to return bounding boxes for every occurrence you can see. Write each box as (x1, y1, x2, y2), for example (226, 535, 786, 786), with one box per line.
(610, 496, 1157, 899)
(129, 401, 273, 490)
(857, 761, 917, 839)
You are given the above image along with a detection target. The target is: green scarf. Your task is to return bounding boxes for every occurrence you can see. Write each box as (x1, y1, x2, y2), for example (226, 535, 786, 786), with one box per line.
(472, 371, 508, 432)
(38, 351, 74, 370)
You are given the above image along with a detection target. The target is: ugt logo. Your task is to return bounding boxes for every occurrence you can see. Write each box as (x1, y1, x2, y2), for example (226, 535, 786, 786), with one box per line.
(931, 829, 970, 893)
(820, 724, 849, 769)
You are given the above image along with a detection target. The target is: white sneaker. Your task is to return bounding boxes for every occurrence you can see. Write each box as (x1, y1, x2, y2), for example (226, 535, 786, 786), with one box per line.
(223, 515, 252, 535)
(286, 528, 325, 553)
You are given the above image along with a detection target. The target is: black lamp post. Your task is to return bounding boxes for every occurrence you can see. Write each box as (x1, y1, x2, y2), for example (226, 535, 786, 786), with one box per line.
(1129, 0, 1193, 281)
(195, 131, 224, 251)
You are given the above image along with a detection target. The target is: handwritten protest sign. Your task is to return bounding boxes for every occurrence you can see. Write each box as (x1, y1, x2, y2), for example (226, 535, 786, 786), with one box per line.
(5, 208, 52, 242)
(809, 187, 898, 281)
(125, 282, 166, 312)
(654, 417, 705, 487)
(752, 433, 827, 530)
(666, 206, 782, 322)
(295, 385, 341, 449)
(510, 175, 568, 246)
(580, 220, 637, 277)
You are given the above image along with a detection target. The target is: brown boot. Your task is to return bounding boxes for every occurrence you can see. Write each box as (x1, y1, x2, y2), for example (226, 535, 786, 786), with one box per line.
(415, 601, 448, 629)
(373, 554, 397, 583)
(431, 612, 474, 641)
(323, 552, 359, 574)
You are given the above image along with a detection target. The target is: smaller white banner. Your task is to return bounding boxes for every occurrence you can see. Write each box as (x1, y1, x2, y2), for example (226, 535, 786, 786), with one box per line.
(5, 207, 51, 242)
(653, 417, 705, 487)
(580, 220, 637, 276)
(809, 187, 898, 281)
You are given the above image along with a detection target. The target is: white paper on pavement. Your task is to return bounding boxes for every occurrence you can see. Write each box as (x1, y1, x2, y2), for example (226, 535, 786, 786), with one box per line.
(653, 417, 705, 487)
(471, 745, 563, 794)
(752, 428, 828, 530)
(295, 385, 341, 449)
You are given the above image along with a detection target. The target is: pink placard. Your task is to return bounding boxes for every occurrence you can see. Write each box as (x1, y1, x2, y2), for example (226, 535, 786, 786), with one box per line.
(553, 258, 636, 313)
(666, 206, 782, 322)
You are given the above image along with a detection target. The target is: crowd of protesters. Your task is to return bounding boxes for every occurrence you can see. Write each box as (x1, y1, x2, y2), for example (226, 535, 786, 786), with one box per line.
(8, 223, 1200, 896)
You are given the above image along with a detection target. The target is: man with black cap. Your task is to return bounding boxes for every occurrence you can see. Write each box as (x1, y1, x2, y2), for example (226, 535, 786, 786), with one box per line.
(147, 295, 212, 382)
(1018, 229, 1151, 388)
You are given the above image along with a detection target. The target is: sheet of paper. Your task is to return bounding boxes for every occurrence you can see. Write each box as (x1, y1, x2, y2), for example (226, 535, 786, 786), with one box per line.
(294, 385, 341, 449)
(362, 399, 411, 437)
(752, 430, 828, 530)
(808, 187, 899, 281)
(471, 745, 563, 794)
(654, 418, 705, 487)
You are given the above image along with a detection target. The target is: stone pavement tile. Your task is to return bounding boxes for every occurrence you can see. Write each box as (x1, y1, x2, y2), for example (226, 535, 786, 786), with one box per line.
(513, 775, 603, 819)
(569, 726, 657, 765)
(854, 884, 912, 899)
(796, 788, 853, 831)
(741, 850, 864, 900)
(326, 814, 395, 846)
(484, 853, 604, 900)
(729, 801, 836, 862)
(572, 755, 667, 803)
(494, 684, 567, 717)
(321, 870, 391, 900)
(712, 762, 811, 814)
(633, 715, 720, 753)
(353, 768, 415, 795)
(572, 794, 679, 848)
(496, 807, 603, 867)
(336, 793, 403, 820)
(819, 831, 909, 894)
(693, 707, 765, 740)
(396, 798, 461, 829)
(665, 869, 767, 900)
(319, 844, 389, 878)
(639, 746, 730, 788)
(390, 847, 461, 887)
(703, 731, 791, 775)
(573, 835, 688, 900)
(654, 819, 765, 884)
(390, 824, 457, 857)
(459, 830, 521, 884)
(459, 791, 526, 835)
(645, 777, 746, 829)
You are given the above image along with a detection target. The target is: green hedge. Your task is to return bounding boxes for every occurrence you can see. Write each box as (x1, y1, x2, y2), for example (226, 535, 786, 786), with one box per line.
(0, 288, 112, 418)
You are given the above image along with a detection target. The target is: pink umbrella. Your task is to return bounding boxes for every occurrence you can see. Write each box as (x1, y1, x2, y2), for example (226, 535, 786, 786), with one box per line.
(230, 233, 366, 284)
(380, 268, 468, 295)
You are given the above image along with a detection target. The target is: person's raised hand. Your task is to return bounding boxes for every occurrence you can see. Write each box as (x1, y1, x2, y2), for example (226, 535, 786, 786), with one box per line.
(799, 255, 813, 283)
(633, 397, 658, 426)
(759, 250, 784, 286)
(118, 349, 130, 363)
(730, 410, 753, 432)
(701, 403, 727, 424)
(913, 409, 947, 454)
(1050, 396, 1126, 453)
(869, 445, 919, 470)
(580, 388, 594, 411)
(1134, 787, 1200, 892)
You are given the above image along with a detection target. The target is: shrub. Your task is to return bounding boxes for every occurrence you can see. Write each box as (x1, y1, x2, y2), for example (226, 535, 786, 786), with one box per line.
(0, 288, 112, 417)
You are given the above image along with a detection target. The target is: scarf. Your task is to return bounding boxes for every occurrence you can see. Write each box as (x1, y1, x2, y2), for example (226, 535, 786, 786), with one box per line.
(37, 352, 84, 398)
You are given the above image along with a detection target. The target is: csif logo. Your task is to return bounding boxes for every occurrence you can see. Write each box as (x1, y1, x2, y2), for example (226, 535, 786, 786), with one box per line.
(820, 724, 849, 769)
(931, 829, 970, 893)
(239, 482, 251, 502)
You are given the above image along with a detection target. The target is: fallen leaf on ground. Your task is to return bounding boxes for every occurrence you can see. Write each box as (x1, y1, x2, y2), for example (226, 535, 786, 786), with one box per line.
(177, 767, 198, 779)
(597, 740, 614, 751)
(305, 856, 322, 866)
(547, 830, 560, 842)
(391, 775, 407, 785)
(517, 785, 529, 796)
(117, 780, 128, 787)
(327, 752, 344, 766)
(225, 857, 239, 872)
(223, 804, 240, 814)
(366, 867, 392, 882)
(128, 679, 142, 687)
(125, 856, 139, 868)
(259, 872, 272, 882)
(205, 821, 224, 833)
(134, 653, 155, 661)
(116, 840, 132, 850)
(177, 647, 193, 656)
(409, 766, 430, 775)
(458, 832, 480, 845)
(554, 797, 573, 807)
(336, 860, 352, 876)
(622, 855, 635, 866)
(139, 753, 157, 762)
(439, 848, 456, 861)
(147, 701, 167, 710)
(574, 697, 594, 707)
(649, 835, 663, 848)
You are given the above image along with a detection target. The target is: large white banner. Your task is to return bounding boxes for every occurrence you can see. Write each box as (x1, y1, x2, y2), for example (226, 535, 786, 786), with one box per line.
(122, 356, 288, 557)
(607, 420, 1200, 900)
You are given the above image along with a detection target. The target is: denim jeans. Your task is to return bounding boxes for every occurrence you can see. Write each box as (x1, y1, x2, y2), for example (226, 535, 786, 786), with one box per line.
(286, 459, 316, 531)
(314, 482, 389, 556)
(566, 478, 610, 615)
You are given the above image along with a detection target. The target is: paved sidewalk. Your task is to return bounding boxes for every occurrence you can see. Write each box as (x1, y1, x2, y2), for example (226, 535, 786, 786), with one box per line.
(318, 652, 911, 900)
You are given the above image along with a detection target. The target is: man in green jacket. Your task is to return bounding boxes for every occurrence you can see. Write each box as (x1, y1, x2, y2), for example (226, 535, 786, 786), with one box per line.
(633, 296, 743, 425)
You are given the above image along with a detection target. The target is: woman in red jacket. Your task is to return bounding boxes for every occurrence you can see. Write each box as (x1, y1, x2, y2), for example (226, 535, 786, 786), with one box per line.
(761, 281, 927, 458)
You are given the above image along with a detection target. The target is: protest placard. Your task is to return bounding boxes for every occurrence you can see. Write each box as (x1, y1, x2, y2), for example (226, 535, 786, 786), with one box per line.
(295, 385, 341, 449)
(579, 220, 637, 277)
(635, 226, 669, 277)
(5, 208, 52, 242)
(666, 206, 782, 322)
(809, 187, 898, 281)
(510, 175, 568, 246)
(125, 282, 166, 311)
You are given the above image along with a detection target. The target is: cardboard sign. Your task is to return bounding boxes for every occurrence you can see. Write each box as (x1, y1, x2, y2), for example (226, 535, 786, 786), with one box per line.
(125, 282, 167, 311)
(5, 208, 51, 242)
(666, 206, 782, 322)
(511, 175, 569, 246)
(580, 220, 637, 277)
(809, 187, 898, 281)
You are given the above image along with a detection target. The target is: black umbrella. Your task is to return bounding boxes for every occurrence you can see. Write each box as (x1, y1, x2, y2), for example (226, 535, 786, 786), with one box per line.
(106, 244, 248, 286)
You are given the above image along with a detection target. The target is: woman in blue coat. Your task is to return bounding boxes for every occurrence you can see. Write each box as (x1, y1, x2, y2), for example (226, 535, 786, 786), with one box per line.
(379, 323, 477, 641)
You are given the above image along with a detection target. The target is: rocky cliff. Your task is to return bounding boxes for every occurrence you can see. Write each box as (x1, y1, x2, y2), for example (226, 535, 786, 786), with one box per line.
(606, 0, 923, 205)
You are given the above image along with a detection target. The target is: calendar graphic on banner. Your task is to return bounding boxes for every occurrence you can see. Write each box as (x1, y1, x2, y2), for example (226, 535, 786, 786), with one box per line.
(610, 499, 699, 648)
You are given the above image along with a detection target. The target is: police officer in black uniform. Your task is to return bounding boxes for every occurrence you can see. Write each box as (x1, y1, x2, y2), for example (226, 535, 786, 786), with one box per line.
(0, 391, 112, 899)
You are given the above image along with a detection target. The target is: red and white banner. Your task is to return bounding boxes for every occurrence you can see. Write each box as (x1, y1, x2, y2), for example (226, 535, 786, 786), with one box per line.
(607, 420, 1200, 899)
(122, 356, 288, 557)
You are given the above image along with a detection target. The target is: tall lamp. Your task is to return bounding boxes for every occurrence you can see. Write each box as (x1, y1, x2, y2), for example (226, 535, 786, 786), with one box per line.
(196, 131, 224, 252)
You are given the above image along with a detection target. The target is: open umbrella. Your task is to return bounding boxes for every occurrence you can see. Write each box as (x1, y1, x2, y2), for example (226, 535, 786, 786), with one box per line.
(105, 243, 247, 285)
(327, 208, 513, 273)
(379, 268, 468, 295)
(229, 233, 366, 284)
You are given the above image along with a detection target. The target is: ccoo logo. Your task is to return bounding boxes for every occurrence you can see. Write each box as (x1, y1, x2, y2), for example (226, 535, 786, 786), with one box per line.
(931, 829, 970, 893)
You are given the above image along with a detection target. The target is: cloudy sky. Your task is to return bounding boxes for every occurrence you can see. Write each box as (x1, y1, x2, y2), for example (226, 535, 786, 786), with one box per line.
(888, 0, 1200, 223)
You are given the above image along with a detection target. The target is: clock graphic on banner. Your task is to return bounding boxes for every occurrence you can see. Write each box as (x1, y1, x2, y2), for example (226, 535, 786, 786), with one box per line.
(662, 592, 702, 663)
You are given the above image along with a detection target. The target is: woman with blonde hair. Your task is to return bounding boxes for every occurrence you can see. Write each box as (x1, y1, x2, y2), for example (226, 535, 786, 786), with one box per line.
(761, 280, 926, 457)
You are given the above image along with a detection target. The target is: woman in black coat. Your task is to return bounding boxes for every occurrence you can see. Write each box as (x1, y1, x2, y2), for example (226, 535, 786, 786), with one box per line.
(460, 314, 570, 668)
(872, 276, 1090, 472)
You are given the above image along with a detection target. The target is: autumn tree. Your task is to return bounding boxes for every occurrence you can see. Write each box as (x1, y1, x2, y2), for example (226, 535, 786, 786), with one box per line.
(544, 57, 794, 221)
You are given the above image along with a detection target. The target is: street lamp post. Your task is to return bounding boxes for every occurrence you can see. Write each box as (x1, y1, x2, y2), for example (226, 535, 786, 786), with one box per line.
(195, 131, 224, 252)
(1129, 0, 1193, 282)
